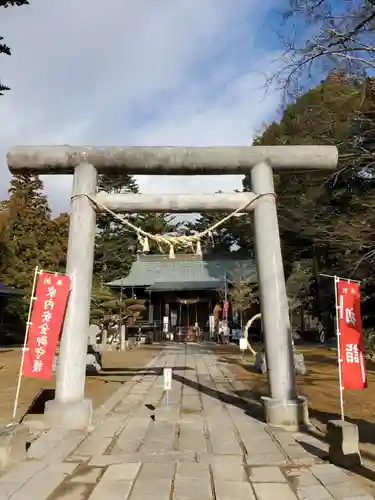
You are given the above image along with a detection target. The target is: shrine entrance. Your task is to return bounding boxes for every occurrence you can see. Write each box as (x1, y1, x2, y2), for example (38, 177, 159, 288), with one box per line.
(7, 145, 338, 430)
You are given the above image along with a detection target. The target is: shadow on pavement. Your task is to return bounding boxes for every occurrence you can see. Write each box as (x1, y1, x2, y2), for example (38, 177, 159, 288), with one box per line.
(298, 437, 375, 487)
(20, 388, 55, 421)
(172, 373, 265, 422)
(309, 407, 375, 447)
(89, 366, 193, 377)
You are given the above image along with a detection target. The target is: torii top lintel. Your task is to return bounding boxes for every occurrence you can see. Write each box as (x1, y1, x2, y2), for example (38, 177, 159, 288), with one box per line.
(7, 145, 338, 175)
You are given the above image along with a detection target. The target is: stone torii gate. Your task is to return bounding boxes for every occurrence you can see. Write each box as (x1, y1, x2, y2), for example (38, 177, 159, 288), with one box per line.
(7, 145, 338, 431)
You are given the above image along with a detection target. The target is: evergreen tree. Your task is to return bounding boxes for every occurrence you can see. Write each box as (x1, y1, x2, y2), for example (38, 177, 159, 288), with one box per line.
(244, 74, 364, 269)
(94, 174, 181, 283)
(184, 191, 254, 255)
(324, 77, 375, 332)
(240, 74, 372, 334)
(136, 213, 181, 254)
(1, 175, 55, 318)
(94, 174, 139, 284)
(0, 200, 9, 268)
(3, 175, 52, 283)
(48, 212, 70, 272)
(97, 174, 139, 196)
(185, 211, 235, 254)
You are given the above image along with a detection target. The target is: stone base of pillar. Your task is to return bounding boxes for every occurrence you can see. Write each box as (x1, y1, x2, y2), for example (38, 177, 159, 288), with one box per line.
(262, 396, 310, 431)
(327, 420, 362, 468)
(0, 424, 29, 470)
(44, 398, 92, 430)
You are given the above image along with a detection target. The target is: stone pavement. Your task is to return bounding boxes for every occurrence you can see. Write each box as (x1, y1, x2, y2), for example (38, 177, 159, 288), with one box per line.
(0, 343, 372, 499)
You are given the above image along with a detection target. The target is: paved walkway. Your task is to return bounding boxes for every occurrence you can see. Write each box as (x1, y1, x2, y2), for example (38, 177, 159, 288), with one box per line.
(0, 344, 372, 499)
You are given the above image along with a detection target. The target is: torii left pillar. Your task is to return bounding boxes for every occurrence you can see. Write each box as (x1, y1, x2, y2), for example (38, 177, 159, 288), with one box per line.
(45, 162, 97, 428)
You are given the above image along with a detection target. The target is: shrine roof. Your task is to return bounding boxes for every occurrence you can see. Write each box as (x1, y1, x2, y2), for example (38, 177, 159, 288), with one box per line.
(107, 254, 256, 289)
(147, 281, 226, 292)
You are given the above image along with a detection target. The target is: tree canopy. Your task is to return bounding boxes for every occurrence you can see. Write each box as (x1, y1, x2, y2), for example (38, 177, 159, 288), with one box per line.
(187, 72, 375, 339)
(0, 172, 180, 321)
(94, 173, 181, 284)
(250, 73, 375, 335)
(0, 175, 68, 318)
(0, 0, 30, 94)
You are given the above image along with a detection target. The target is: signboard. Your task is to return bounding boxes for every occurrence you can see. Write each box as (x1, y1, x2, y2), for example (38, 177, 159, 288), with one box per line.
(336, 280, 367, 390)
(148, 304, 154, 323)
(163, 316, 169, 333)
(231, 328, 241, 340)
(163, 367, 172, 391)
(23, 272, 70, 379)
(239, 337, 247, 351)
(171, 311, 177, 327)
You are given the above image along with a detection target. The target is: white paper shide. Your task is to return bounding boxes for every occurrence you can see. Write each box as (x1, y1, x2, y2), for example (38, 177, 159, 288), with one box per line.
(163, 367, 172, 391)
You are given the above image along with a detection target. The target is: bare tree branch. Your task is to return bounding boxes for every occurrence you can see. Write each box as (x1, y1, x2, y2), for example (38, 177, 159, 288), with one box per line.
(271, 1, 375, 97)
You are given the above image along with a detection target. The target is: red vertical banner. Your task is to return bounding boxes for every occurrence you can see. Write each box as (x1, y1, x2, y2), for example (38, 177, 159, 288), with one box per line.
(336, 280, 367, 390)
(23, 272, 71, 379)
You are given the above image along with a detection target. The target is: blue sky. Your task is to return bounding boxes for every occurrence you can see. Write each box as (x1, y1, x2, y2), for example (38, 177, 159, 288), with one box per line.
(0, 0, 284, 214)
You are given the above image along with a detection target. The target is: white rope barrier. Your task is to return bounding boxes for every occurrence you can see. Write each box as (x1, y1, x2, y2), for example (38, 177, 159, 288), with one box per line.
(84, 192, 275, 258)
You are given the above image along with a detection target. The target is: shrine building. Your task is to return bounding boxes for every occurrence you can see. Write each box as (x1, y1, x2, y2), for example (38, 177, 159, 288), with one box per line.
(107, 253, 257, 341)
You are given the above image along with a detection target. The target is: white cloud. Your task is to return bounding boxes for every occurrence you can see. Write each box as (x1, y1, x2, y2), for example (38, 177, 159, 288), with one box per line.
(0, 0, 280, 214)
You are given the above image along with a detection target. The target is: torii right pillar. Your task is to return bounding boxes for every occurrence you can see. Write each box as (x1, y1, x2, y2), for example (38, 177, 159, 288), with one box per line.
(252, 161, 307, 431)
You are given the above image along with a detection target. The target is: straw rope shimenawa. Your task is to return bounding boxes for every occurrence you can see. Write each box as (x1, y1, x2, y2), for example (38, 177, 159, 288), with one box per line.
(83, 192, 276, 258)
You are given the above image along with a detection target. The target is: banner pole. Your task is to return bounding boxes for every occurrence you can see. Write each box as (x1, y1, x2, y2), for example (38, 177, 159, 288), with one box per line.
(319, 273, 361, 284)
(333, 275, 345, 421)
(11, 266, 40, 423)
